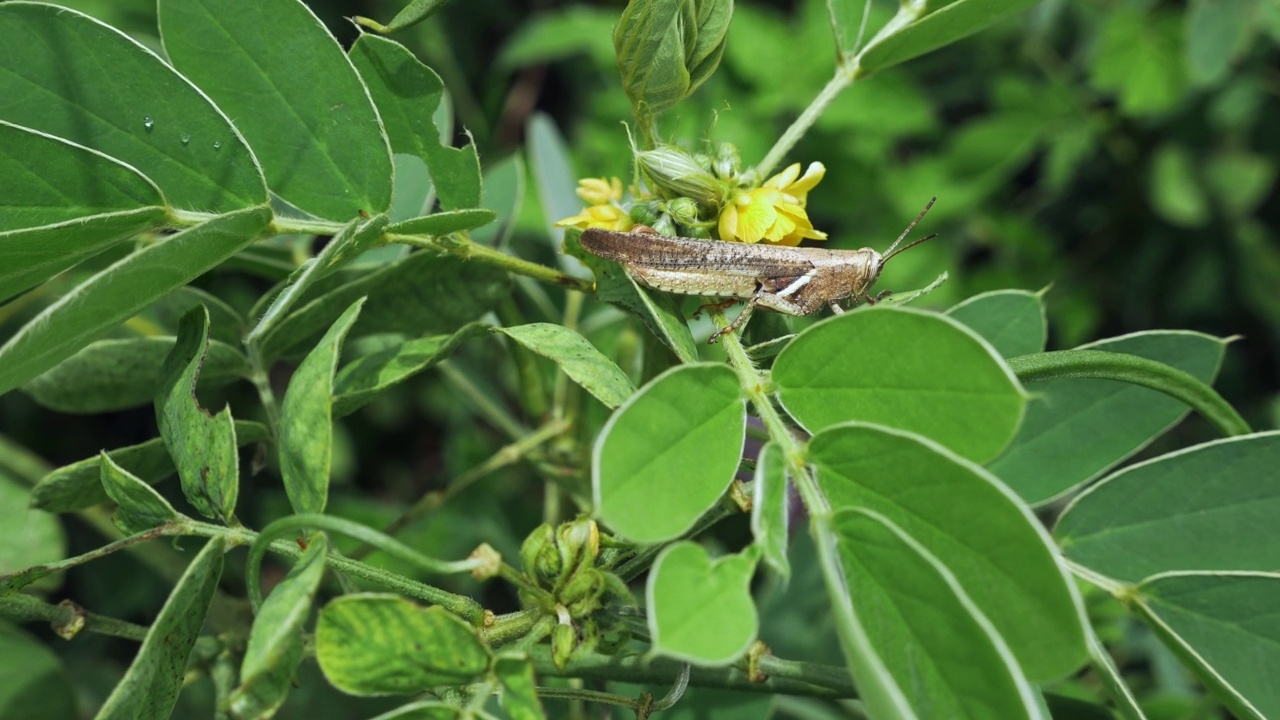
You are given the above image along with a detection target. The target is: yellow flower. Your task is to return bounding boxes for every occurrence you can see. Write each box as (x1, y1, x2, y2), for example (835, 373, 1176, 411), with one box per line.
(717, 162, 827, 245)
(556, 177, 633, 231)
(575, 177, 623, 206)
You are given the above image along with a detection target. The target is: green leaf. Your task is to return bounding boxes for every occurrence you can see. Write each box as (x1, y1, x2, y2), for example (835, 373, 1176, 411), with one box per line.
(280, 300, 365, 515)
(30, 421, 270, 513)
(145, 286, 247, 345)
(230, 534, 328, 720)
(1186, 0, 1258, 85)
(260, 251, 510, 361)
(946, 289, 1046, 359)
(245, 214, 389, 346)
(99, 453, 183, 535)
(0, 471, 66, 588)
(23, 337, 248, 414)
(367, 704, 461, 720)
(1149, 145, 1210, 228)
(810, 423, 1087, 681)
(831, 508, 1044, 719)
(493, 653, 547, 720)
(348, 35, 480, 212)
(773, 307, 1025, 464)
(159, 0, 392, 219)
(750, 442, 790, 581)
(1132, 572, 1280, 720)
(563, 229, 698, 364)
(0, 4, 266, 213)
(647, 542, 758, 665)
(94, 537, 225, 720)
(988, 331, 1226, 505)
(0, 624, 77, 720)
(594, 363, 745, 543)
(316, 593, 490, 695)
(826, 0, 871, 58)
(496, 323, 636, 409)
(527, 113, 590, 275)
(334, 323, 487, 417)
(471, 153, 525, 247)
(856, 0, 1040, 76)
(386, 209, 497, 237)
(156, 307, 241, 523)
(355, 0, 450, 34)
(0, 207, 271, 396)
(1055, 432, 1280, 583)
(1088, 8, 1188, 116)
(1087, 631, 1148, 720)
(497, 7, 618, 69)
(0, 122, 168, 301)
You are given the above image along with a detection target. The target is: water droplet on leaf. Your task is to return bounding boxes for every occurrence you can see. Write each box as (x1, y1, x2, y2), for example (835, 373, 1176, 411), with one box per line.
(212, 141, 222, 150)
(180, 134, 191, 145)
(142, 116, 154, 132)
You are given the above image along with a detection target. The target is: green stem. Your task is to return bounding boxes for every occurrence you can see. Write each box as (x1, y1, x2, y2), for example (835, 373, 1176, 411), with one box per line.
(756, 68, 855, 180)
(534, 685, 641, 712)
(390, 233, 593, 292)
(0, 593, 149, 641)
(1008, 350, 1251, 437)
(245, 344, 281, 433)
(230, 515, 484, 621)
(482, 609, 544, 647)
(529, 647, 855, 699)
(497, 297, 550, 419)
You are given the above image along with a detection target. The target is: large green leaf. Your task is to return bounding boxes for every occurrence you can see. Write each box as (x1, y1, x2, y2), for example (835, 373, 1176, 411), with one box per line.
(496, 323, 636, 409)
(156, 307, 240, 523)
(647, 543, 758, 665)
(1055, 432, 1280, 583)
(99, 454, 184, 536)
(0, 207, 271, 396)
(23, 337, 247, 414)
(856, 0, 1041, 76)
(280, 300, 365, 515)
(30, 421, 270, 513)
(94, 537, 225, 720)
(0, 471, 66, 588)
(348, 35, 480, 211)
(0, 3, 265, 212)
(594, 363, 745, 543)
(774, 307, 1025, 463)
(316, 594, 490, 695)
(1132, 572, 1280, 720)
(946, 289, 1046, 359)
(0, 122, 168, 301)
(810, 423, 1087, 681)
(832, 508, 1044, 719)
(230, 534, 328, 719)
(989, 331, 1225, 505)
(159, 0, 392, 219)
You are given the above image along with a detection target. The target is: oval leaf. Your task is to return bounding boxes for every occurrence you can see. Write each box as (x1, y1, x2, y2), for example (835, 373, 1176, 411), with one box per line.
(989, 331, 1226, 505)
(0, 206, 272, 396)
(333, 323, 487, 417)
(1055, 432, 1280, 583)
(1132, 572, 1280, 720)
(279, 299, 365, 514)
(0, 3, 265, 212)
(946, 289, 1047, 359)
(95, 537, 225, 720)
(750, 442, 790, 581)
(159, 0, 392, 219)
(156, 307, 240, 523)
(316, 593, 490, 695)
(31, 421, 270, 513)
(494, 653, 547, 720)
(386, 209, 499, 237)
(857, 0, 1041, 76)
(99, 453, 183, 535)
(832, 508, 1044, 719)
(24, 337, 248, 414)
(230, 534, 329, 719)
(0, 471, 66, 588)
(496, 323, 636, 409)
(594, 363, 745, 543)
(774, 307, 1025, 463)
(810, 422, 1087, 680)
(647, 542, 758, 665)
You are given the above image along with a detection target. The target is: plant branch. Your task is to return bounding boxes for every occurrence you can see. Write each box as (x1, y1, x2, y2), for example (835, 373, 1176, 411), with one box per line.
(0, 593, 149, 642)
(756, 68, 855, 180)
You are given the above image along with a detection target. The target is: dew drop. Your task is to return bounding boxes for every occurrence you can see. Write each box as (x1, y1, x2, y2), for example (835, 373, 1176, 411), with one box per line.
(180, 134, 191, 145)
(212, 141, 222, 150)
(142, 115, 154, 132)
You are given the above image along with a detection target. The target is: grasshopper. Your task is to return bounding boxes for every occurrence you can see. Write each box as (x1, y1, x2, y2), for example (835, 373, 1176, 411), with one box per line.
(580, 197, 938, 343)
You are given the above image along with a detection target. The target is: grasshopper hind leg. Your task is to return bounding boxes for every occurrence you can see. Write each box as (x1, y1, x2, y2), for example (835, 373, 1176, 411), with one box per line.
(708, 286, 766, 344)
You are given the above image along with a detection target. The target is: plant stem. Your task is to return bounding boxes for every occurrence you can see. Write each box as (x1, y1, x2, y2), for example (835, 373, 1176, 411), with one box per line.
(390, 233, 593, 292)
(245, 344, 280, 433)
(0, 594, 149, 641)
(756, 68, 855, 180)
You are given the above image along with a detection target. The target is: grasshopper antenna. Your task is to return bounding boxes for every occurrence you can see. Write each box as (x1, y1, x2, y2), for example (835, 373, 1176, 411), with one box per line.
(881, 196, 937, 263)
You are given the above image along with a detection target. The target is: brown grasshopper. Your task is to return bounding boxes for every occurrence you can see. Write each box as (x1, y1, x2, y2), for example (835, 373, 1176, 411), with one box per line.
(580, 197, 937, 342)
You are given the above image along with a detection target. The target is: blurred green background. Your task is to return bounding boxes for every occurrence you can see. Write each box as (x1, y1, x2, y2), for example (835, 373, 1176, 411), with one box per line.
(2, 0, 1278, 717)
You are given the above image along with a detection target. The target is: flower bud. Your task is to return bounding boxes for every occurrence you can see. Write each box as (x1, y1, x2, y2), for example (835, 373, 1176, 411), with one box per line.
(575, 177, 623, 206)
(636, 144, 724, 204)
(614, 0, 733, 119)
(666, 197, 701, 226)
(468, 543, 501, 581)
(520, 524, 560, 584)
(552, 623, 576, 670)
(630, 200, 664, 227)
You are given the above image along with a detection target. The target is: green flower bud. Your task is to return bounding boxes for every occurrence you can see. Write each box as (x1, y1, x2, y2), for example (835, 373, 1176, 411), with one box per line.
(520, 523, 560, 584)
(629, 200, 664, 227)
(555, 518, 600, 586)
(562, 569, 607, 617)
(636, 145, 724, 204)
(712, 142, 741, 179)
(666, 197, 701, 226)
(552, 623, 576, 671)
